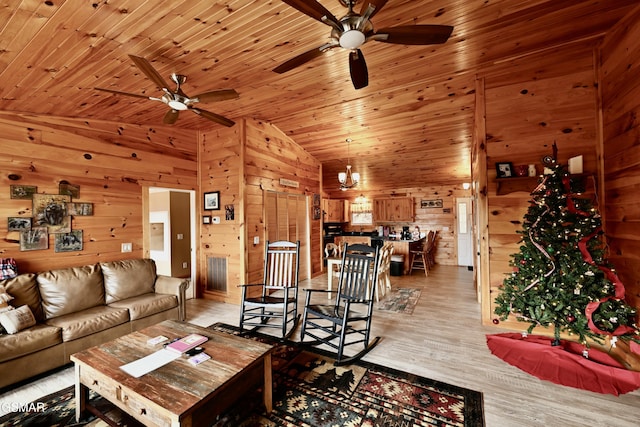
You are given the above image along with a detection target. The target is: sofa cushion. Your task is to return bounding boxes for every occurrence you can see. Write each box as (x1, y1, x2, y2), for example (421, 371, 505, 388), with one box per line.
(0, 305, 36, 334)
(37, 264, 104, 320)
(1, 273, 45, 322)
(0, 323, 62, 363)
(100, 259, 157, 304)
(45, 305, 129, 341)
(108, 293, 178, 321)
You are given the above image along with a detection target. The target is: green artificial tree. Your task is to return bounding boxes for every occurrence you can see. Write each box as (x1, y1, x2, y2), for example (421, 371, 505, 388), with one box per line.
(494, 161, 640, 352)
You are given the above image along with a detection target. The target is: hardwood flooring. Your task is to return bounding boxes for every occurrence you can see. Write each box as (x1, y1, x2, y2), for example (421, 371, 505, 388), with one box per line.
(1, 266, 639, 426)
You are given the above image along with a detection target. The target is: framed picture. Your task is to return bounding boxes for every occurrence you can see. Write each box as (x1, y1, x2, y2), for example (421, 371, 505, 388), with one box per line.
(420, 199, 443, 208)
(312, 193, 321, 207)
(10, 185, 37, 199)
(67, 202, 93, 216)
(59, 182, 80, 198)
(312, 206, 321, 220)
(496, 162, 514, 178)
(20, 227, 49, 251)
(202, 215, 211, 224)
(54, 230, 83, 252)
(32, 194, 71, 233)
(204, 191, 220, 210)
(8, 217, 31, 231)
(225, 204, 235, 220)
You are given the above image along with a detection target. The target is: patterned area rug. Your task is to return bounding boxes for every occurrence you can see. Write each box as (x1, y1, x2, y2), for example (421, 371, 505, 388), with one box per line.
(377, 287, 422, 314)
(0, 323, 483, 427)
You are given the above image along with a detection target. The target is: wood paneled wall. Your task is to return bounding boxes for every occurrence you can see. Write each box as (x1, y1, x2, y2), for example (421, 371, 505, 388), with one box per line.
(479, 41, 601, 329)
(600, 4, 640, 309)
(0, 111, 198, 273)
(339, 186, 472, 266)
(198, 118, 321, 304)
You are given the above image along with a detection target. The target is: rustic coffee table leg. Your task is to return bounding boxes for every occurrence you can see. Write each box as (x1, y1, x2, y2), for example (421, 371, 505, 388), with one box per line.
(75, 364, 88, 422)
(263, 353, 272, 414)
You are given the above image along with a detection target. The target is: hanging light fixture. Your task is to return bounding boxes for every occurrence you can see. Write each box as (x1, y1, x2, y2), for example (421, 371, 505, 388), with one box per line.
(338, 138, 360, 190)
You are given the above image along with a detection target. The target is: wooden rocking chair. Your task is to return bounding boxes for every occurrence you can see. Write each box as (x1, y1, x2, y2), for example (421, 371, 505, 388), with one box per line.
(239, 240, 300, 339)
(300, 243, 381, 365)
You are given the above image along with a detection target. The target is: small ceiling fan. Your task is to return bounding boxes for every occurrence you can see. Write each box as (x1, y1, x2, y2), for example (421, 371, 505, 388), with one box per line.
(273, 0, 453, 89)
(95, 54, 238, 127)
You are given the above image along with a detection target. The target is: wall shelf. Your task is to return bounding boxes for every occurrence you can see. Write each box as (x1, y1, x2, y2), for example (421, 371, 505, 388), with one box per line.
(496, 176, 538, 195)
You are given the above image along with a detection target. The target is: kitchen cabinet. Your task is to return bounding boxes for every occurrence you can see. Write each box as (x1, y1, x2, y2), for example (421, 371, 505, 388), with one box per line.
(323, 199, 345, 222)
(373, 197, 414, 222)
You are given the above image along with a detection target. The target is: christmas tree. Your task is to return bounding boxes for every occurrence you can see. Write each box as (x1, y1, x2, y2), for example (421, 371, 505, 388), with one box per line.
(494, 161, 640, 350)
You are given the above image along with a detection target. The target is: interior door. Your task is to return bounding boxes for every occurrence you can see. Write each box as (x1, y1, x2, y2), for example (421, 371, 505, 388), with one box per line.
(265, 190, 310, 280)
(456, 197, 474, 267)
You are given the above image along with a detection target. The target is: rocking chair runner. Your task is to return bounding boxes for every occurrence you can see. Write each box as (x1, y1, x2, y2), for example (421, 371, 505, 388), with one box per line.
(239, 240, 300, 339)
(300, 243, 381, 365)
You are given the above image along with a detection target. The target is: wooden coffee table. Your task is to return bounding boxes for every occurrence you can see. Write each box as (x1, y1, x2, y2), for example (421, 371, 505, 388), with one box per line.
(70, 320, 273, 426)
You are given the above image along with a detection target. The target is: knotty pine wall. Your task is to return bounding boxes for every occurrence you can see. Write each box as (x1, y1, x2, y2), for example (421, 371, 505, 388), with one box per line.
(600, 4, 640, 309)
(0, 112, 198, 272)
(198, 118, 321, 304)
(479, 40, 602, 329)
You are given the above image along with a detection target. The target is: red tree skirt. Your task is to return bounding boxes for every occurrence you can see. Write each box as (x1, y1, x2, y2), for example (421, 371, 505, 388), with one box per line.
(486, 333, 640, 395)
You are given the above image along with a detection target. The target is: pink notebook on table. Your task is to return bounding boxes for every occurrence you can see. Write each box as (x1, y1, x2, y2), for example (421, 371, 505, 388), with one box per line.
(165, 333, 208, 354)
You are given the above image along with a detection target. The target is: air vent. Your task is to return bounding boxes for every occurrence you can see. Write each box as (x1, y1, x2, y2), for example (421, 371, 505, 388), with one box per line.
(206, 257, 227, 292)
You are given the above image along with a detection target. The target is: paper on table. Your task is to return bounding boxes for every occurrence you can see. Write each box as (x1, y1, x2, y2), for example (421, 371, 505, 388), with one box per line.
(120, 349, 181, 378)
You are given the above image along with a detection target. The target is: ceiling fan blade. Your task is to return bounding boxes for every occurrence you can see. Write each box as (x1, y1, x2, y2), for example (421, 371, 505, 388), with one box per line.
(281, 0, 341, 28)
(164, 109, 180, 125)
(192, 89, 239, 103)
(349, 49, 368, 90)
(273, 44, 334, 74)
(375, 25, 454, 45)
(128, 54, 171, 90)
(360, 0, 389, 20)
(191, 107, 235, 127)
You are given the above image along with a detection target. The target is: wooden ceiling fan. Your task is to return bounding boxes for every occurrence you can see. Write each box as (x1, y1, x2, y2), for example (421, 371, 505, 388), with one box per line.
(273, 0, 454, 89)
(95, 55, 239, 127)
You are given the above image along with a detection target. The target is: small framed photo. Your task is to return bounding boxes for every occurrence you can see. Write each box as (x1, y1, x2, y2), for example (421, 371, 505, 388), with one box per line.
(312, 193, 321, 207)
(496, 162, 514, 178)
(204, 191, 220, 210)
(10, 185, 37, 199)
(202, 215, 212, 224)
(8, 217, 32, 231)
(20, 227, 49, 251)
(225, 204, 235, 220)
(67, 202, 93, 216)
(59, 182, 80, 198)
(54, 230, 83, 252)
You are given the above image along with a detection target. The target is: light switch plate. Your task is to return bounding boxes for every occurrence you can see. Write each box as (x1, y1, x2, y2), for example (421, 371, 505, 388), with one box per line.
(121, 243, 132, 252)
(253, 236, 259, 245)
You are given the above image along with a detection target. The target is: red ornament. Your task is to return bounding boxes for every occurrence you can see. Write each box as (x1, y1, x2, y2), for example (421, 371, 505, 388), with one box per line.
(567, 315, 576, 323)
(492, 318, 500, 325)
(520, 259, 526, 265)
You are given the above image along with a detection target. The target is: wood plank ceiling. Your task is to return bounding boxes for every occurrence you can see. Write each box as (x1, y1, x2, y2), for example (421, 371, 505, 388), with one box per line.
(0, 0, 637, 192)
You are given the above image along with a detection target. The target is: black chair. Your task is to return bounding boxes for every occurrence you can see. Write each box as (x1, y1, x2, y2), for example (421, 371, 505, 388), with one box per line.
(239, 240, 300, 339)
(300, 243, 381, 365)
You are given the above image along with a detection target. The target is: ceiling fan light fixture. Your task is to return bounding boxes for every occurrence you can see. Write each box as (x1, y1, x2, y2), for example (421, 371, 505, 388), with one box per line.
(339, 30, 365, 49)
(167, 99, 189, 110)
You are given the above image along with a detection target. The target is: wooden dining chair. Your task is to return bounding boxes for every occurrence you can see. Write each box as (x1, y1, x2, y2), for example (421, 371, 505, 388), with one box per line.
(239, 240, 300, 339)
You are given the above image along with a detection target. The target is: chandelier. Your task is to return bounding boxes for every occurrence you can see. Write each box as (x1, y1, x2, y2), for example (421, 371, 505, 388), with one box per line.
(338, 138, 360, 191)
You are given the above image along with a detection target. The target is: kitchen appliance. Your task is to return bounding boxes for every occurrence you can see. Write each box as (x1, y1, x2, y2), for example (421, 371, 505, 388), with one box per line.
(402, 226, 411, 240)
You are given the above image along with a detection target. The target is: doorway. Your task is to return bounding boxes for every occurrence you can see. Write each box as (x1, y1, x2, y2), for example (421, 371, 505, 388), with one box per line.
(456, 197, 474, 268)
(147, 187, 196, 299)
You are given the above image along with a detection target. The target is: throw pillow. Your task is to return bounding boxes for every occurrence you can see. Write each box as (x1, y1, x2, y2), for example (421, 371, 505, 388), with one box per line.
(0, 304, 36, 334)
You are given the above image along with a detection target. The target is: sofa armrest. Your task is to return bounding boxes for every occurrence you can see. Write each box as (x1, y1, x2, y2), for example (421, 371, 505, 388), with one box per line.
(155, 276, 190, 321)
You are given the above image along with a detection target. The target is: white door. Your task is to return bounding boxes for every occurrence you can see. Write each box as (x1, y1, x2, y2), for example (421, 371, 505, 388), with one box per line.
(456, 197, 474, 267)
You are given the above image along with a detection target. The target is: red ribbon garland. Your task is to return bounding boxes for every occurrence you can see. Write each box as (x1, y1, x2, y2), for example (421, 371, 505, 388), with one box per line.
(567, 176, 633, 336)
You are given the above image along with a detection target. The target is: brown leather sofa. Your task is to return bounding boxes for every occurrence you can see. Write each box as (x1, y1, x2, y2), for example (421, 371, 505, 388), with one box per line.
(0, 258, 189, 389)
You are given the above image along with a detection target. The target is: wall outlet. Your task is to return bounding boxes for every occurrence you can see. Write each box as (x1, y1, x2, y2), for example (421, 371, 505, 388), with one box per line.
(121, 243, 132, 252)
(253, 236, 259, 245)
(177, 233, 184, 240)
(182, 262, 188, 269)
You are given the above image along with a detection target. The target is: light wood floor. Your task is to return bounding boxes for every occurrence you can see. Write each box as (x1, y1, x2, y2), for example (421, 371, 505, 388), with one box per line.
(2, 266, 639, 425)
